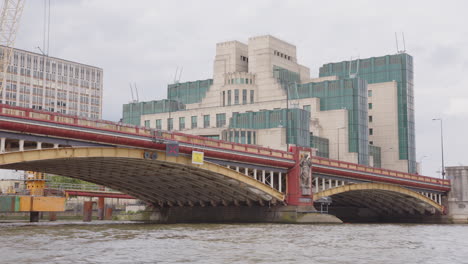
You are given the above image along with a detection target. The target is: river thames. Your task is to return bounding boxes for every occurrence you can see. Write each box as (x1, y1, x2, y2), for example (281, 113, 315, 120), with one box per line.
(0, 221, 467, 263)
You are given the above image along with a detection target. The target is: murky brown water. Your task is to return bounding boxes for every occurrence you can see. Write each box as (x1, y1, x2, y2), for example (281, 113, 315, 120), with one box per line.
(0, 221, 467, 263)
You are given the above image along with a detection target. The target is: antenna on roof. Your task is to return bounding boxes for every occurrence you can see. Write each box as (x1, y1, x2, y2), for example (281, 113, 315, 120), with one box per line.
(395, 32, 406, 54)
(174, 67, 179, 84)
(402, 32, 406, 53)
(395, 32, 400, 54)
(178, 66, 183, 82)
(134, 82, 140, 102)
(129, 83, 139, 103)
(129, 83, 135, 102)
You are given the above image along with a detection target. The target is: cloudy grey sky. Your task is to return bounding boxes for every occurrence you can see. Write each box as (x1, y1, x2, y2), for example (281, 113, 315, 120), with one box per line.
(13, 0, 468, 177)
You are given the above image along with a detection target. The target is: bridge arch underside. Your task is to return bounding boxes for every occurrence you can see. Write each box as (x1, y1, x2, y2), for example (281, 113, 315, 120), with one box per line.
(315, 184, 444, 223)
(0, 148, 284, 207)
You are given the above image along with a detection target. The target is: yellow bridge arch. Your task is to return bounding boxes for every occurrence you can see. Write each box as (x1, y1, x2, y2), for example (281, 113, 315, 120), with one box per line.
(0, 147, 284, 206)
(314, 182, 443, 214)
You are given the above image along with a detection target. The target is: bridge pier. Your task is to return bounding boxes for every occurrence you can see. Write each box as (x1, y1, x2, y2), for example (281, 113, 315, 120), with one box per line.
(30, 211, 39, 222)
(125, 205, 342, 224)
(97, 197, 105, 220)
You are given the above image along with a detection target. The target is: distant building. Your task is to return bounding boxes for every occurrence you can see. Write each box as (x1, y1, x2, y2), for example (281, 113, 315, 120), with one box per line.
(0, 179, 24, 194)
(122, 35, 416, 173)
(0, 46, 103, 119)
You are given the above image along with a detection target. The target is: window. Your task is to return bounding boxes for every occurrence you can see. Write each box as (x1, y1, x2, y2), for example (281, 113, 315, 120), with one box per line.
(191, 116, 197, 128)
(250, 90, 254, 103)
(155, 119, 162, 129)
(368, 90, 373, 97)
(368, 103, 373, 109)
(222, 91, 225, 106)
(203, 115, 210, 128)
(242, 89, 247, 104)
(369, 128, 373, 135)
(369, 116, 373, 122)
(234, 89, 239, 105)
(227, 90, 231, 106)
(144, 120, 150, 128)
(167, 118, 173, 131)
(179, 117, 185, 130)
(216, 113, 226, 128)
(370, 141, 373, 145)
(303, 105, 311, 112)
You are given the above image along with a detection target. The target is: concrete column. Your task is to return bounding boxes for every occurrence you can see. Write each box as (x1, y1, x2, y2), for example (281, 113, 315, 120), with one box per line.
(37, 142, 42, 150)
(104, 207, 113, 220)
(244, 167, 248, 176)
(53, 143, 59, 148)
(253, 169, 257, 180)
(322, 178, 326, 191)
(97, 197, 105, 220)
(19, 139, 24, 151)
(278, 172, 282, 192)
(83, 201, 93, 222)
(30, 211, 40, 222)
(335, 180, 339, 187)
(262, 170, 266, 184)
(270, 171, 274, 188)
(236, 166, 239, 172)
(0, 137, 5, 153)
(315, 177, 319, 193)
(328, 179, 332, 189)
(342, 181, 345, 186)
(49, 212, 57, 221)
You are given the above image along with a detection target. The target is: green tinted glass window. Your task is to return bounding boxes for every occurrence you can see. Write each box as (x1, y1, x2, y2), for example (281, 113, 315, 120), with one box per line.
(203, 115, 210, 128)
(191, 116, 197, 129)
(179, 117, 185, 130)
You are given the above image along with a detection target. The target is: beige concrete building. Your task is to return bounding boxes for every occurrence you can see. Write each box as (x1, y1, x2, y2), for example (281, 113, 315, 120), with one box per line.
(1, 46, 103, 119)
(123, 35, 416, 173)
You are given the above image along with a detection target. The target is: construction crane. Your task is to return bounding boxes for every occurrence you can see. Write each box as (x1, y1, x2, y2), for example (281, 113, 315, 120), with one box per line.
(0, 0, 25, 96)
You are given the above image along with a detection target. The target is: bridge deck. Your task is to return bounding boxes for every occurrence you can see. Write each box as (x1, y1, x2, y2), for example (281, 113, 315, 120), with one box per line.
(0, 104, 451, 192)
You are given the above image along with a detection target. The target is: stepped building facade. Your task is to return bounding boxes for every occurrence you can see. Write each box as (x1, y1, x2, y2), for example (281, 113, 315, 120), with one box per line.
(122, 35, 416, 173)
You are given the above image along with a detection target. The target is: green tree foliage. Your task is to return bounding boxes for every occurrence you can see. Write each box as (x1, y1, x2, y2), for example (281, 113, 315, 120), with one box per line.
(46, 174, 95, 186)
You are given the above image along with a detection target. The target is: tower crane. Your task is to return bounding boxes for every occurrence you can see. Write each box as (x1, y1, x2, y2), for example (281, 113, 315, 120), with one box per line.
(0, 0, 25, 96)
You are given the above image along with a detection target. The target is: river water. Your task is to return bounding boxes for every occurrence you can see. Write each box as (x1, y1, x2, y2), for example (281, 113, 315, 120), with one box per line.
(0, 221, 467, 264)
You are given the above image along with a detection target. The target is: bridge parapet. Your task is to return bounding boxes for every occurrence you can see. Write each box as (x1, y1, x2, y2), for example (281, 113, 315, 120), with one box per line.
(0, 104, 295, 165)
(312, 156, 450, 191)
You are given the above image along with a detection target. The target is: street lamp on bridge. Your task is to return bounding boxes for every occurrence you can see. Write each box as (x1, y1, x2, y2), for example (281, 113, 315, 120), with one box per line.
(432, 118, 445, 179)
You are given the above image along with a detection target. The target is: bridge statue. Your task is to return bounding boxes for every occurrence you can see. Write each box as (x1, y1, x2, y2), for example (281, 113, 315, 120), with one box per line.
(300, 153, 312, 195)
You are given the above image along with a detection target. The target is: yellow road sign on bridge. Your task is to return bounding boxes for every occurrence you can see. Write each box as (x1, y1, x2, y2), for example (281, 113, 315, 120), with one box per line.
(192, 151, 204, 165)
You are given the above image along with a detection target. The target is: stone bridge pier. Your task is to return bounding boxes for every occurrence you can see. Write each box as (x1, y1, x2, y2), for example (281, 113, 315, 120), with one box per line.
(446, 166, 468, 223)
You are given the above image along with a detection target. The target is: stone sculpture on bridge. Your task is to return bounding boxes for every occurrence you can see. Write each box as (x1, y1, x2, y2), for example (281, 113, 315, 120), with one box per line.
(300, 153, 312, 195)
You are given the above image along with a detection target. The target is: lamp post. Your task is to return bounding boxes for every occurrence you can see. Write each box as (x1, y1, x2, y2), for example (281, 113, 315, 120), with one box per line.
(432, 118, 445, 179)
(337, 127, 346, 161)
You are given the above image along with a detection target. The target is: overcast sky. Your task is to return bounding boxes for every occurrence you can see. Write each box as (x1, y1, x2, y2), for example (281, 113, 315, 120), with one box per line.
(11, 0, 468, 178)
